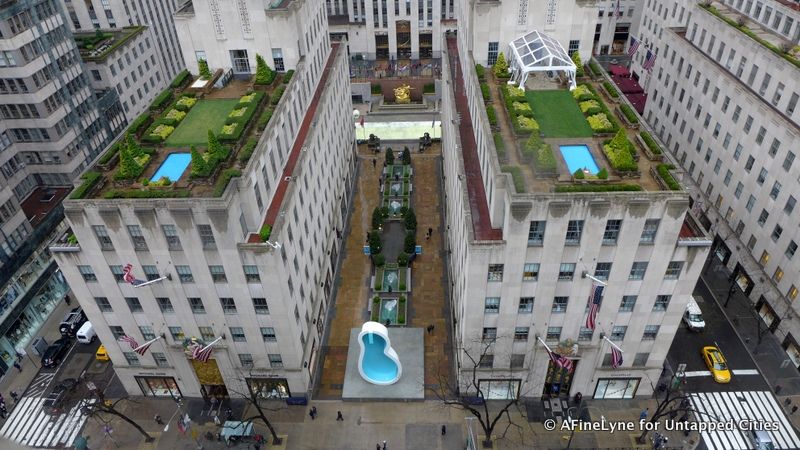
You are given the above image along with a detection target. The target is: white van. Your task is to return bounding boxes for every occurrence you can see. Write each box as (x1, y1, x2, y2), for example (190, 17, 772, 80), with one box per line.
(76, 321, 96, 344)
(682, 298, 705, 332)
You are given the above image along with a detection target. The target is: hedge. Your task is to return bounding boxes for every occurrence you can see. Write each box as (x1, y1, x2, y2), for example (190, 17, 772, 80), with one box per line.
(639, 131, 662, 155)
(221, 92, 265, 142)
(98, 143, 120, 165)
(524, 135, 556, 173)
(282, 69, 295, 84)
(501, 165, 525, 193)
(580, 83, 620, 133)
(657, 164, 681, 190)
(423, 83, 435, 94)
(475, 64, 485, 80)
(103, 188, 191, 199)
(259, 224, 272, 241)
(603, 81, 620, 98)
(619, 103, 639, 124)
(271, 85, 286, 105)
(603, 130, 638, 172)
(170, 69, 190, 88)
(256, 108, 274, 131)
(149, 89, 173, 111)
(493, 132, 506, 159)
(129, 113, 151, 135)
(555, 184, 643, 192)
(589, 61, 603, 77)
(486, 105, 497, 126)
(238, 138, 258, 163)
(213, 168, 241, 196)
(70, 171, 102, 199)
(480, 83, 490, 103)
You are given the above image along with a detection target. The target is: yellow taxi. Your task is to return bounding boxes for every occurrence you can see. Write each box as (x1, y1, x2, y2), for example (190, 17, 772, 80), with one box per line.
(95, 344, 110, 361)
(701, 346, 731, 383)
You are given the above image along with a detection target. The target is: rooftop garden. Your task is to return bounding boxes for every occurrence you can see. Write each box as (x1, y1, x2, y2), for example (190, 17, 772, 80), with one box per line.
(71, 59, 290, 200)
(75, 27, 146, 62)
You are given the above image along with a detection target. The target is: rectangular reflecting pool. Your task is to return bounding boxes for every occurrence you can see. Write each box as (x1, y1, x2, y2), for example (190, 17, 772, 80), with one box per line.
(382, 269, 399, 292)
(151, 153, 191, 182)
(379, 298, 399, 324)
(559, 145, 599, 175)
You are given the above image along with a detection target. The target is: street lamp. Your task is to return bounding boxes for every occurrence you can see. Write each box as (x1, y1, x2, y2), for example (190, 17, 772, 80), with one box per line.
(163, 398, 183, 432)
(565, 402, 605, 450)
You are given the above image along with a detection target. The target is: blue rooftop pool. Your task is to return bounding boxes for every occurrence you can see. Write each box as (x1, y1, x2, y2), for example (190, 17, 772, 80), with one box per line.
(559, 145, 599, 175)
(150, 153, 191, 182)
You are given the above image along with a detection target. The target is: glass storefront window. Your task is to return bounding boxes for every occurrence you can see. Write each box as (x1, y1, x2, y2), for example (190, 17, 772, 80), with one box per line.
(136, 376, 182, 398)
(246, 377, 291, 399)
(478, 379, 520, 400)
(594, 378, 640, 399)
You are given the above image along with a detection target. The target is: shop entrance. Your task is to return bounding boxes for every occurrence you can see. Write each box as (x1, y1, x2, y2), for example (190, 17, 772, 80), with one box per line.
(191, 358, 228, 401)
(543, 359, 577, 397)
(201, 384, 229, 401)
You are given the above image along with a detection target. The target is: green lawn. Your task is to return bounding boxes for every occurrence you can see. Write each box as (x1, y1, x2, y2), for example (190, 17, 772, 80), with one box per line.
(525, 90, 593, 138)
(165, 99, 240, 147)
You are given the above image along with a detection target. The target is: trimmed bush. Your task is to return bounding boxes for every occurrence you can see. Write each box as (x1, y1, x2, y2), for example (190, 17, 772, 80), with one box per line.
(480, 83, 491, 103)
(191, 146, 210, 177)
(115, 136, 150, 180)
(398, 252, 409, 267)
(368, 231, 382, 254)
(493, 132, 506, 159)
(640, 131, 662, 155)
(282, 69, 295, 84)
(103, 189, 191, 199)
(373, 253, 386, 268)
(256, 108, 274, 131)
(371, 84, 382, 95)
(581, 83, 620, 133)
(486, 105, 497, 126)
(212, 168, 240, 195)
(384, 147, 395, 165)
(221, 92, 265, 141)
(602, 130, 638, 172)
(572, 52, 585, 77)
(525, 135, 556, 173)
(271, 85, 286, 105)
(579, 100, 601, 115)
(619, 104, 639, 124)
(475, 64, 485, 80)
(506, 86, 526, 102)
(254, 54, 276, 85)
(587, 113, 614, 133)
(571, 85, 594, 101)
(404, 231, 416, 254)
(259, 223, 272, 241)
(517, 116, 540, 133)
(493, 52, 510, 78)
(238, 138, 258, 163)
(70, 171, 102, 199)
(589, 61, 603, 77)
(404, 208, 417, 230)
(555, 184, 642, 192)
(149, 89, 173, 111)
(170, 69, 190, 88)
(513, 101, 534, 117)
(401, 147, 411, 165)
(198, 59, 212, 79)
(657, 163, 681, 190)
(175, 96, 197, 111)
(128, 113, 151, 135)
(98, 142, 121, 165)
(574, 169, 585, 179)
(423, 83, 435, 94)
(372, 206, 386, 229)
(502, 165, 525, 192)
(603, 81, 620, 98)
(598, 168, 609, 179)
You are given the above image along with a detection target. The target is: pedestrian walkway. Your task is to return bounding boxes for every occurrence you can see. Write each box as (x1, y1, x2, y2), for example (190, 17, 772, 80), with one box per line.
(0, 396, 94, 447)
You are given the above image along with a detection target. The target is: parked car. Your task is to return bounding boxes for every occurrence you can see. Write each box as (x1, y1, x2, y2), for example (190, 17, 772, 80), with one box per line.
(59, 307, 87, 337)
(701, 346, 731, 383)
(42, 337, 72, 368)
(42, 385, 67, 416)
(95, 344, 109, 362)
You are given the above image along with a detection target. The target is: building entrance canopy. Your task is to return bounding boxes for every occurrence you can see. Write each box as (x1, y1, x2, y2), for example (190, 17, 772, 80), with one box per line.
(507, 30, 577, 90)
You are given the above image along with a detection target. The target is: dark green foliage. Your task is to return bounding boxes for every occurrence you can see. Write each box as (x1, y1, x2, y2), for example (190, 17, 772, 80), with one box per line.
(372, 206, 386, 229)
(255, 54, 276, 85)
(70, 171, 102, 199)
(619, 104, 639, 124)
(572, 52, 585, 77)
(493, 52, 509, 78)
(589, 61, 603, 77)
(129, 113, 151, 135)
(423, 83, 435, 94)
(401, 147, 411, 165)
(98, 142, 121, 165)
(271, 86, 285, 105)
(554, 184, 642, 192)
(657, 164, 681, 190)
(191, 146, 210, 177)
(580, 83, 621, 133)
(198, 59, 212, 79)
(238, 138, 258, 164)
(404, 208, 417, 231)
(257, 108, 274, 131)
(115, 135, 146, 180)
(103, 189, 191, 199)
(486, 105, 497, 126)
(501, 166, 525, 192)
(368, 230, 382, 254)
(282, 70, 294, 84)
(598, 168, 609, 179)
(398, 253, 409, 267)
(603, 130, 638, 172)
(384, 147, 394, 165)
(259, 223, 272, 241)
(574, 169, 585, 179)
(640, 131, 662, 155)
(493, 133, 506, 159)
(480, 83, 490, 103)
(602, 81, 620, 98)
(371, 84, 382, 95)
(524, 135, 556, 173)
(475, 64, 485, 80)
(373, 253, 386, 267)
(149, 89, 173, 111)
(170, 69, 190, 88)
(404, 231, 416, 254)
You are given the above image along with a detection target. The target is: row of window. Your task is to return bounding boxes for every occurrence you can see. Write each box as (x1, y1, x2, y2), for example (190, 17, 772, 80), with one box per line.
(79, 262, 261, 284)
(488, 260, 683, 282)
(527, 219, 660, 246)
(482, 323, 658, 343)
(486, 294, 670, 314)
(94, 295, 271, 315)
(118, 348, 282, 369)
(478, 351, 651, 369)
(93, 223, 217, 251)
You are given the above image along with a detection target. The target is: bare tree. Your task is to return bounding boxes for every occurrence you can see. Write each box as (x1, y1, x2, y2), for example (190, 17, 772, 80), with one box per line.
(429, 338, 529, 448)
(80, 391, 155, 442)
(225, 376, 286, 445)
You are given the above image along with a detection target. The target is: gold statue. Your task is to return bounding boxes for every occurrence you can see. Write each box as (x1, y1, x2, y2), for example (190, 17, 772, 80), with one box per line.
(394, 84, 412, 104)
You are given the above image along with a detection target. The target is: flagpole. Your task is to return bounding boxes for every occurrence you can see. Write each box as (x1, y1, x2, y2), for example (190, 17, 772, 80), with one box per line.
(601, 335, 624, 352)
(133, 275, 171, 288)
(536, 336, 553, 353)
(133, 336, 162, 352)
(200, 336, 223, 352)
(583, 273, 607, 286)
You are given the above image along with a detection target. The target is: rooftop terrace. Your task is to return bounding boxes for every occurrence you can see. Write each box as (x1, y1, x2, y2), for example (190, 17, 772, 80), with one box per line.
(74, 27, 145, 62)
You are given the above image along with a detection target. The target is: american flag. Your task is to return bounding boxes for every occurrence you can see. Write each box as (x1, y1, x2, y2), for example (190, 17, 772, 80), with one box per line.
(120, 335, 139, 350)
(611, 345, 624, 368)
(547, 347, 574, 372)
(627, 36, 640, 57)
(120, 335, 157, 356)
(614, 0, 621, 17)
(585, 282, 604, 330)
(359, 115, 365, 128)
(192, 342, 214, 362)
(122, 264, 144, 286)
(643, 49, 657, 71)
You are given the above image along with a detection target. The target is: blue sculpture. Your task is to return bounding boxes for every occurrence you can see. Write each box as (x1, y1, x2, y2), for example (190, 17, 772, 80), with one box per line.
(358, 321, 402, 385)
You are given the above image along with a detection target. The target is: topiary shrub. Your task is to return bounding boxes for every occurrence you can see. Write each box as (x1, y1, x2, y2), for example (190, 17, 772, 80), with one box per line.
(398, 252, 409, 267)
(493, 52, 509, 78)
(254, 54, 276, 85)
(574, 169, 585, 179)
(603, 81, 620, 98)
(587, 113, 614, 133)
(401, 147, 411, 165)
(513, 101, 533, 117)
(115, 135, 149, 180)
(572, 51, 585, 77)
(385, 147, 394, 165)
(619, 104, 639, 124)
(373, 253, 386, 267)
(190, 145, 210, 177)
(572, 85, 594, 101)
(475, 64, 485, 80)
(602, 130, 638, 172)
(657, 164, 681, 190)
(404, 231, 416, 254)
(506, 85, 526, 102)
(640, 131, 662, 155)
(579, 100, 602, 115)
(517, 116, 540, 134)
(372, 206, 386, 230)
(198, 59, 212, 80)
(259, 224, 272, 241)
(369, 230, 382, 254)
(404, 208, 417, 231)
(598, 168, 609, 179)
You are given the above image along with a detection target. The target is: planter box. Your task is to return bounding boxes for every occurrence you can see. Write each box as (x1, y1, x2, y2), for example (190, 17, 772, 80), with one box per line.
(615, 107, 639, 129)
(601, 84, 620, 103)
(636, 134, 664, 162)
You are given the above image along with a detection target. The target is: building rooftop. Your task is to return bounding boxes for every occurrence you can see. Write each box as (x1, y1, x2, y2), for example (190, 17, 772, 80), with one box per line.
(21, 187, 70, 228)
(74, 27, 146, 62)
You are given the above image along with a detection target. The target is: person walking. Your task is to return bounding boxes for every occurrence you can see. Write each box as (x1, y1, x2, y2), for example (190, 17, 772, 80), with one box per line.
(309, 408, 315, 420)
(639, 408, 649, 421)
(382, 440, 387, 450)
(372, 159, 377, 169)
(312, 406, 317, 418)
(336, 411, 344, 421)
(154, 415, 164, 425)
(376, 444, 381, 450)
(792, 406, 798, 415)
(9, 391, 17, 403)
(12, 361, 21, 372)
(427, 324, 434, 335)
(427, 227, 433, 239)
(441, 425, 446, 435)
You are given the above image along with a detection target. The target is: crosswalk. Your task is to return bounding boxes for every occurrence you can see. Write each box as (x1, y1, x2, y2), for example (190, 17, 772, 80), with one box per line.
(25, 372, 56, 397)
(0, 396, 95, 447)
(690, 391, 800, 450)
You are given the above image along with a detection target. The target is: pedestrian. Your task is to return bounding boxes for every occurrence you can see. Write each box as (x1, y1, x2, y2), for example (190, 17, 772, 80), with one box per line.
(64, 294, 71, 305)
(428, 227, 433, 238)
(792, 406, 798, 415)
(639, 408, 648, 421)
(309, 408, 315, 420)
(154, 414, 164, 425)
(226, 407, 233, 421)
(786, 398, 793, 406)
(427, 324, 434, 334)
(214, 415, 220, 426)
(336, 410, 344, 421)
(12, 361, 20, 372)
(441, 424, 446, 435)
(312, 406, 317, 417)
(10, 391, 17, 403)
(15, 351, 23, 362)
(372, 158, 377, 169)
(366, 232, 370, 242)
(376, 444, 381, 450)
(382, 440, 387, 450)
(776, 385, 783, 394)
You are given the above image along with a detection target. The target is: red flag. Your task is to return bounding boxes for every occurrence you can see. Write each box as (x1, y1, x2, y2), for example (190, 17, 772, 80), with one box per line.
(359, 116, 365, 128)
(611, 345, 624, 368)
(584, 283, 604, 330)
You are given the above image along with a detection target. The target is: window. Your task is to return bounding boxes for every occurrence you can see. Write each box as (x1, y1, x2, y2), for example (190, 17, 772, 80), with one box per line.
(619, 296, 637, 312)
(168, 326, 184, 340)
(123, 352, 140, 366)
(724, 170, 732, 186)
(239, 354, 254, 368)
(758, 209, 769, 226)
(603, 220, 622, 244)
(769, 138, 781, 157)
(610, 326, 627, 341)
(271, 48, 284, 72)
(735, 182, 744, 199)
(757, 168, 768, 185)
(664, 261, 683, 279)
(92, 225, 114, 250)
(139, 326, 156, 340)
(142, 266, 160, 281)
(640, 219, 659, 243)
(514, 327, 529, 341)
(220, 298, 237, 314)
(522, 263, 539, 281)
(594, 262, 612, 280)
(732, 105, 741, 123)
(127, 225, 148, 251)
(110, 265, 124, 282)
(482, 327, 497, 341)
(126, 297, 143, 313)
(487, 42, 499, 66)
(230, 327, 246, 342)
(243, 265, 260, 283)
(633, 353, 649, 367)
(786, 196, 797, 214)
(252, 298, 269, 314)
(209, 265, 227, 283)
(558, 263, 576, 280)
(107, 326, 124, 340)
(518, 297, 534, 313)
(487, 264, 504, 281)
(565, 220, 584, 245)
(156, 297, 174, 313)
(152, 352, 169, 367)
(629, 262, 648, 280)
(510, 354, 525, 369)
(261, 327, 277, 342)
(774, 267, 784, 282)
(176, 265, 193, 283)
(188, 297, 205, 314)
(578, 327, 594, 341)
(546, 327, 562, 341)
(734, 144, 743, 160)
(788, 285, 798, 301)
(484, 297, 500, 313)
(552, 296, 568, 313)
(642, 325, 659, 340)
(783, 152, 795, 171)
(568, 40, 580, 54)
(527, 221, 545, 245)
(768, 181, 782, 201)
(654, 295, 671, 311)
(744, 115, 754, 133)
(787, 241, 798, 259)
(197, 224, 216, 250)
(478, 354, 494, 368)
(745, 156, 755, 172)
(95, 297, 112, 312)
(162, 225, 181, 250)
(78, 265, 97, 282)
(199, 326, 215, 341)
(760, 250, 770, 265)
